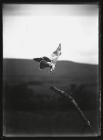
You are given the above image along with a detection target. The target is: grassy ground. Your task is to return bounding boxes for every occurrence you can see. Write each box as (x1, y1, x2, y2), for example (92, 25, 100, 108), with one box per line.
(3, 59, 100, 136)
(4, 109, 99, 137)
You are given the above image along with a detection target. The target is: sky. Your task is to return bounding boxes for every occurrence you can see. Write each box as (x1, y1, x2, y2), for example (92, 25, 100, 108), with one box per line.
(3, 4, 98, 64)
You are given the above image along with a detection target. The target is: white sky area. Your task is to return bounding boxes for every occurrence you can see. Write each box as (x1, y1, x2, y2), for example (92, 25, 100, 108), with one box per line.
(3, 4, 98, 64)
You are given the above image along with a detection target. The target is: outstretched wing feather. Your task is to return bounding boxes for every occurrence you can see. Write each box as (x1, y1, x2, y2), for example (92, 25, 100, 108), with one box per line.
(43, 56, 51, 62)
(51, 43, 61, 64)
(33, 58, 43, 62)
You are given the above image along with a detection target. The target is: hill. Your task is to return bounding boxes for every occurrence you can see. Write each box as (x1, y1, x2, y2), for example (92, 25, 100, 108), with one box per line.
(3, 58, 98, 85)
(3, 59, 99, 136)
(3, 58, 99, 110)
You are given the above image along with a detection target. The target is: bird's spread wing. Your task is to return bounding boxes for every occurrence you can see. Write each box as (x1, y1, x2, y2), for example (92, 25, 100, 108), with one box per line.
(43, 56, 51, 62)
(33, 58, 43, 62)
(50, 43, 61, 64)
(33, 57, 51, 63)
(40, 60, 51, 69)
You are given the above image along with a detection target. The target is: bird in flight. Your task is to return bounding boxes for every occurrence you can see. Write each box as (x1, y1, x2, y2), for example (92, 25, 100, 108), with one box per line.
(33, 43, 61, 72)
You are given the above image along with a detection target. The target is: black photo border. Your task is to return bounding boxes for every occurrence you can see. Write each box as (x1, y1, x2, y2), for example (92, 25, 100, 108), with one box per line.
(0, 0, 101, 140)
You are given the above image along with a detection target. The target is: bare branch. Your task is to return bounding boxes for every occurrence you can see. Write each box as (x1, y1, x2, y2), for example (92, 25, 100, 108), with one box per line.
(50, 86, 92, 128)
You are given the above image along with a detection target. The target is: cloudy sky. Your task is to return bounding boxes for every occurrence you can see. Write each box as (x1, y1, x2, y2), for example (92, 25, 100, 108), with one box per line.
(3, 4, 98, 64)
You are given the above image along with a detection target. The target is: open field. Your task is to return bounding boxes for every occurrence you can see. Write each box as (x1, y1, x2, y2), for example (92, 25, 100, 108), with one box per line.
(3, 59, 100, 136)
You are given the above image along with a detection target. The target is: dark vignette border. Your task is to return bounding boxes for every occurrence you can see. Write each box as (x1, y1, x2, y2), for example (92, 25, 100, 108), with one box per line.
(0, 0, 101, 140)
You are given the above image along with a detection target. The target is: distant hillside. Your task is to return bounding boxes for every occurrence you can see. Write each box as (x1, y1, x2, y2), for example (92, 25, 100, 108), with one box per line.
(3, 59, 99, 111)
(3, 59, 98, 85)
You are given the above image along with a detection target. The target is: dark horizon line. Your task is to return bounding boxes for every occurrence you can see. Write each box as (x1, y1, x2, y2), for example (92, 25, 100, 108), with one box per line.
(3, 57, 98, 66)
